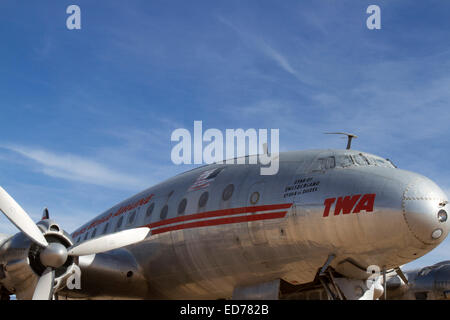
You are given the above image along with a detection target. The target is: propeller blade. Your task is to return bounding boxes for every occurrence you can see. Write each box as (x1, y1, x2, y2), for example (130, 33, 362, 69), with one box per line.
(394, 267, 409, 286)
(32, 267, 54, 300)
(0, 187, 48, 247)
(67, 227, 150, 256)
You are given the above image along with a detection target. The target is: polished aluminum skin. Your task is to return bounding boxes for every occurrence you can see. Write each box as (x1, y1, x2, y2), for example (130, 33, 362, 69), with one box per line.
(40, 243, 68, 269)
(1, 149, 448, 299)
(68, 149, 449, 299)
(0, 220, 76, 299)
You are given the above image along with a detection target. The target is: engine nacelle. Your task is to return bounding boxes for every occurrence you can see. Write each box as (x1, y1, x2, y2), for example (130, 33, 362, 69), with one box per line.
(57, 248, 149, 299)
(0, 219, 76, 299)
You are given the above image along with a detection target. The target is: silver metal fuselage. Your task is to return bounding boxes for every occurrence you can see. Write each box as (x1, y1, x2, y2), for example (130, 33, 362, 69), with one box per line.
(66, 149, 449, 299)
(386, 261, 450, 300)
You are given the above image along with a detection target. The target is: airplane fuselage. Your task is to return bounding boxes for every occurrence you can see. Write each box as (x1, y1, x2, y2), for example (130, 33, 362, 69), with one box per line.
(65, 149, 449, 299)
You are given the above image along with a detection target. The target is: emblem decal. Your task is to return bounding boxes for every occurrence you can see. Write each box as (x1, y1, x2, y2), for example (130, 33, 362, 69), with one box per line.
(323, 194, 376, 217)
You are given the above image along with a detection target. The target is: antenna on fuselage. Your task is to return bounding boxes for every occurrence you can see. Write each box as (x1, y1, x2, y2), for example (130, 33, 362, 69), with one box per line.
(41, 207, 49, 220)
(325, 132, 358, 150)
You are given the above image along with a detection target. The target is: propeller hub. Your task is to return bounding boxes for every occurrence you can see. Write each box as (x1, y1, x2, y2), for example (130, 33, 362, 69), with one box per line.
(40, 242, 68, 268)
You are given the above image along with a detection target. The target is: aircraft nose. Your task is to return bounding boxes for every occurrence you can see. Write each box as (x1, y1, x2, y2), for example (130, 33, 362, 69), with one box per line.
(402, 177, 449, 244)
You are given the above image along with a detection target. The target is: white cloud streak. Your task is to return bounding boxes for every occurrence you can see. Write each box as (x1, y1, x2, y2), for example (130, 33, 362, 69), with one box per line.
(257, 40, 298, 76)
(3, 145, 147, 190)
(217, 16, 307, 83)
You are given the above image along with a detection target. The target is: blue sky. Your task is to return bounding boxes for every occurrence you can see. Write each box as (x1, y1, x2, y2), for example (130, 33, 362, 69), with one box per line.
(0, 0, 449, 270)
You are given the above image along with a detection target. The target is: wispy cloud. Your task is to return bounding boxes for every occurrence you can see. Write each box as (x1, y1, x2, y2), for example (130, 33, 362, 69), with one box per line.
(2, 145, 147, 190)
(255, 38, 298, 76)
(217, 16, 307, 84)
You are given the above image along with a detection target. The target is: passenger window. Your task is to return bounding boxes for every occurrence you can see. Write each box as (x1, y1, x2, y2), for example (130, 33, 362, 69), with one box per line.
(222, 184, 234, 201)
(198, 192, 209, 208)
(146, 203, 155, 218)
(178, 198, 187, 215)
(128, 210, 136, 225)
(102, 223, 109, 235)
(160, 205, 168, 220)
(91, 228, 97, 238)
(250, 191, 260, 204)
(115, 216, 124, 231)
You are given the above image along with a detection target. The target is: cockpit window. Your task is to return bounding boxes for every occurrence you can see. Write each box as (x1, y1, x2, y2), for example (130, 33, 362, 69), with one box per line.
(374, 158, 388, 166)
(368, 156, 396, 168)
(325, 157, 335, 169)
(352, 154, 369, 166)
(311, 153, 396, 171)
(311, 157, 336, 172)
(336, 153, 396, 169)
(386, 159, 397, 168)
(336, 155, 353, 168)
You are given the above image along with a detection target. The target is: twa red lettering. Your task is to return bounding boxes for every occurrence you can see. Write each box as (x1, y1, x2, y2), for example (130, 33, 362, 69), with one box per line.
(323, 198, 336, 217)
(353, 194, 376, 213)
(334, 195, 361, 215)
(323, 193, 376, 217)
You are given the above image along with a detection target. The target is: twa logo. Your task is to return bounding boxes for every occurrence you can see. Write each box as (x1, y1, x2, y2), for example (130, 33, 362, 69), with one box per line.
(323, 194, 376, 217)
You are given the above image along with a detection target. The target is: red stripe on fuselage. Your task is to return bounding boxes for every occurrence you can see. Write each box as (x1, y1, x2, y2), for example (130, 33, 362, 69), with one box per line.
(147, 203, 293, 229)
(150, 211, 288, 235)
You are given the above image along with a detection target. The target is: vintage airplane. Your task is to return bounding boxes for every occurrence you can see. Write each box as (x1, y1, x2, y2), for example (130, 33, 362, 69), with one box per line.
(0, 141, 449, 300)
(384, 260, 450, 300)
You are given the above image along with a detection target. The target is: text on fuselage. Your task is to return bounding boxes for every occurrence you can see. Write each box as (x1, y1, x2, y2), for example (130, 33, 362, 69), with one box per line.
(323, 194, 376, 217)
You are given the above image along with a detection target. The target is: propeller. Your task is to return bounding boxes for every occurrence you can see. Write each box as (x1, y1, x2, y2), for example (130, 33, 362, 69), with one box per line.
(32, 268, 54, 300)
(0, 187, 48, 248)
(0, 186, 150, 300)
